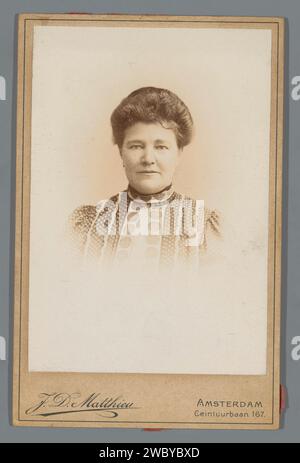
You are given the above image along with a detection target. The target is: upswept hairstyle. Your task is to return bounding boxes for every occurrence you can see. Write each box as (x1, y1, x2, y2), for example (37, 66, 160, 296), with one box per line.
(110, 87, 193, 149)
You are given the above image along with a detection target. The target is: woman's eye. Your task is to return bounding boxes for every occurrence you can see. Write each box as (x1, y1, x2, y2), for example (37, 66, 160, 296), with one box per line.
(129, 145, 143, 150)
(155, 145, 168, 150)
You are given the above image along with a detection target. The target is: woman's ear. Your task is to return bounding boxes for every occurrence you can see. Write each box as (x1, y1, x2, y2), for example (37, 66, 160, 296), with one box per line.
(119, 148, 125, 167)
(176, 147, 183, 165)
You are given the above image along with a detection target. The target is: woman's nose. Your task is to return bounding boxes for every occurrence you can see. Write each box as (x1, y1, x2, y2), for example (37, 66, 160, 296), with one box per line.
(141, 146, 155, 164)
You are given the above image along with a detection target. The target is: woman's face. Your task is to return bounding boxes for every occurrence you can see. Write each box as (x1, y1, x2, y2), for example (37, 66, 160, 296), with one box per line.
(120, 122, 182, 195)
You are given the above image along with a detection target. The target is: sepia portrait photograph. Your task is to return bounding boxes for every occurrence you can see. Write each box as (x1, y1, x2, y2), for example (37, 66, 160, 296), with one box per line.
(13, 13, 284, 429)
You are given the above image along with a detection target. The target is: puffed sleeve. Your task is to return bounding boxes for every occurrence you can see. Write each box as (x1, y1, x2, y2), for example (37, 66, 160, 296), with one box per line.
(201, 208, 221, 249)
(68, 205, 98, 256)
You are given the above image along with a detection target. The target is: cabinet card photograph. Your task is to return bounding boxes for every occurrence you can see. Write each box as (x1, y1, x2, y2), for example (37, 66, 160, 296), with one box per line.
(13, 13, 284, 429)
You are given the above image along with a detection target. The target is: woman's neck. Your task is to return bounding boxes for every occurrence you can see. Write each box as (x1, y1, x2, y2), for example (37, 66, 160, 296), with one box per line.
(127, 184, 174, 203)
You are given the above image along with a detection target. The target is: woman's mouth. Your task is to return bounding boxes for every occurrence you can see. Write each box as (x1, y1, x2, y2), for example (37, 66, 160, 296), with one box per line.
(137, 171, 159, 174)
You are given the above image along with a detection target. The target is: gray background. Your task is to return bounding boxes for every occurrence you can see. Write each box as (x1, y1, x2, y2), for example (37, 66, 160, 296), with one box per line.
(0, 0, 298, 443)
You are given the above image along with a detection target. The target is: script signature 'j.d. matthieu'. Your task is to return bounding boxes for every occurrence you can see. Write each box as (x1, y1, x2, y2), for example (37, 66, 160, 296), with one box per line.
(25, 392, 138, 418)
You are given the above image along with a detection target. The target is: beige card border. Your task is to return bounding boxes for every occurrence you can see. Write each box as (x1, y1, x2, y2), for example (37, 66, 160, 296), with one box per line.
(13, 13, 284, 430)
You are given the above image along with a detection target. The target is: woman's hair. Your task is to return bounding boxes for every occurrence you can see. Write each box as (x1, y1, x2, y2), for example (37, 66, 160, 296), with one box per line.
(110, 87, 193, 149)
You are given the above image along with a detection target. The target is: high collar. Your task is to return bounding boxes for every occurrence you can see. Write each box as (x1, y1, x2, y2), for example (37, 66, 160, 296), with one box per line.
(127, 184, 174, 204)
